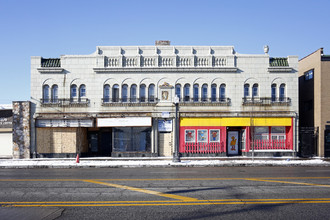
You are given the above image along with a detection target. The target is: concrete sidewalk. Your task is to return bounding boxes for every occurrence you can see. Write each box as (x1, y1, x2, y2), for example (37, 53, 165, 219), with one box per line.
(0, 157, 330, 168)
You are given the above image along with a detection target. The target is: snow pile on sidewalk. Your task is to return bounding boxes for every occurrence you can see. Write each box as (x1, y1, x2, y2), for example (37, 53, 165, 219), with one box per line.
(0, 158, 329, 168)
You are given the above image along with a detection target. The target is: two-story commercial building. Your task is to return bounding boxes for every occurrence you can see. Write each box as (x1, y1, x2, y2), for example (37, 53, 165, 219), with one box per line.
(30, 42, 298, 158)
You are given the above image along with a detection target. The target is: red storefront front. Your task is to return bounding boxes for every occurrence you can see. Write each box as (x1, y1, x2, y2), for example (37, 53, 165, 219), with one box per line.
(179, 117, 294, 156)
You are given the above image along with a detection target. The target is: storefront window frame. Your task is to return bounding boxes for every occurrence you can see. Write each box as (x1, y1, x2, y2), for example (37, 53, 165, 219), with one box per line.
(209, 129, 220, 143)
(197, 129, 208, 143)
(185, 129, 195, 143)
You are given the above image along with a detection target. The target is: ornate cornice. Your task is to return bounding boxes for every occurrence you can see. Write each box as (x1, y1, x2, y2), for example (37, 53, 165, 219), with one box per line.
(37, 67, 64, 73)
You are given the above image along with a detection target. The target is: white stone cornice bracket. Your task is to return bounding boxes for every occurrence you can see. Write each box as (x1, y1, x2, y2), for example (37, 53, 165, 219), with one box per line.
(37, 67, 64, 73)
(93, 67, 238, 73)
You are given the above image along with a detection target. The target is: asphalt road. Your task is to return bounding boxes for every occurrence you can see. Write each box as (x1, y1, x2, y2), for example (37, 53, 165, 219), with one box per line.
(0, 166, 330, 220)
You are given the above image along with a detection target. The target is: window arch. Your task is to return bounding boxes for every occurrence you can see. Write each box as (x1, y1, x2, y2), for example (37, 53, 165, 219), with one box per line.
(112, 84, 119, 102)
(244, 84, 249, 97)
(271, 84, 277, 101)
(148, 84, 155, 102)
(51, 85, 58, 103)
(131, 84, 137, 102)
(140, 84, 146, 102)
(43, 85, 50, 103)
(211, 84, 217, 102)
(252, 84, 258, 98)
(220, 84, 226, 101)
(193, 84, 199, 102)
(279, 84, 285, 101)
(122, 84, 128, 102)
(103, 84, 110, 103)
(175, 84, 181, 100)
(70, 84, 77, 101)
(202, 84, 208, 102)
(184, 84, 190, 102)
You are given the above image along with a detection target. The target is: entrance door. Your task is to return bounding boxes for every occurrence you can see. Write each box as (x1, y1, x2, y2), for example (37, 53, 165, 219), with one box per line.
(227, 130, 240, 156)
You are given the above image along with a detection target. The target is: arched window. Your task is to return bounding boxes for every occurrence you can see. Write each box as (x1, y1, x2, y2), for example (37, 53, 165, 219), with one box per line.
(175, 84, 181, 100)
(79, 84, 86, 102)
(252, 84, 258, 98)
(202, 84, 208, 102)
(43, 85, 50, 103)
(271, 84, 277, 102)
(211, 84, 217, 102)
(244, 84, 249, 97)
(112, 84, 119, 102)
(51, 85, 58, 103)
(131, 84, 137, 102)
(140, 84, 146, 102)
(122, 84, 128, 102)
(148, 84, 155, 102)
(193, 84, 199, 102)
(103, 84, 110, 103)
(184, 84, 190, 102)
(279, 84, 285, 101)
(70, 84, 77, 102)
(220, 84, 226, 101)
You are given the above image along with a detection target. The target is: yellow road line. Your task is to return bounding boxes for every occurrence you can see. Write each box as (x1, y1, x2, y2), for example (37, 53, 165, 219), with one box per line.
(4, 200, 330, 207)
(0, 177, 329, 181)
(3, 198, 330, 204)
(83, 179, 198, 201)
(245, 178, 330, 187)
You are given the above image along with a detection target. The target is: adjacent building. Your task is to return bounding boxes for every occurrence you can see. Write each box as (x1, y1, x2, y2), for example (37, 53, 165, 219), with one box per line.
(0, 104, 13, 158)
(30, 42, 299, 158)
(299, 48, 330, 157)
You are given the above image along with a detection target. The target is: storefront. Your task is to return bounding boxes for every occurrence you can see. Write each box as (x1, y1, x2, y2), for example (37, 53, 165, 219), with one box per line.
(97, 117, 154, 157)
(180, 117, 294, 156)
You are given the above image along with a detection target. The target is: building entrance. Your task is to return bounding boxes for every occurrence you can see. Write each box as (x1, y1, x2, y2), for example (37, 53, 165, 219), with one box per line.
(227, 129, 241, 156)
(86, 128, 112, 156)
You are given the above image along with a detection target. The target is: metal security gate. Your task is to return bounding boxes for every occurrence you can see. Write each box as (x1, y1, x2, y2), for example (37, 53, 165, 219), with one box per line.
(299, 127, 318, 157)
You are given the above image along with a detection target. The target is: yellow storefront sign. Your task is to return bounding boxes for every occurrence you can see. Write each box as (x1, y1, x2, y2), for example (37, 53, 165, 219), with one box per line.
(180, 117, 292, 127)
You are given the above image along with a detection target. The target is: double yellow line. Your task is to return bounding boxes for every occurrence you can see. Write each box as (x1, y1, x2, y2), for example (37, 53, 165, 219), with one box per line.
(3, 198, 330, 207)
(1, 177, 330, 207)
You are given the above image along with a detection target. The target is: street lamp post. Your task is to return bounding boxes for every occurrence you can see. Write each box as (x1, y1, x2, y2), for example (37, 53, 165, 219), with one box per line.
(173, 95, 181, 162)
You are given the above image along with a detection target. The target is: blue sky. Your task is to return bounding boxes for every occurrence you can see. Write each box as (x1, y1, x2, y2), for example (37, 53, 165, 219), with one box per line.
(1, 0, 329, 103)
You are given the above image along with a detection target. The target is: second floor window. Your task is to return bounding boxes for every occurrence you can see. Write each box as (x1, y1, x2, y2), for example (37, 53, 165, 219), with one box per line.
(51, 85, 58, 102)
(193, 84, 199, 102)
(43, 85, 50, 103)
(211, 84, 217, 102)
(122, 85, 128, 102)
(79, 85, 86, 100)
(271, 84, 276, 101)
(252, 84, 258, 98)
(140, 84, 146, 102)
(244, 84, 249, 97)
(104, 84, 110, 103)
(175, 84, 181, 100)
(220, 84, 226, 101)
(184, 84, 190, 101)
(71, 85, 77, 101)
(112, 84, 119, 102)
(202, 84, 208, 102)
(148, 84, 155, 102)
(279, 84, 285, 101)
(131, 85, 137, 102)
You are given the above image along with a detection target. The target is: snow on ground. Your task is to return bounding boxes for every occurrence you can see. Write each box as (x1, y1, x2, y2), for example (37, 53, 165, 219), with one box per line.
(0, 158, 329, 168)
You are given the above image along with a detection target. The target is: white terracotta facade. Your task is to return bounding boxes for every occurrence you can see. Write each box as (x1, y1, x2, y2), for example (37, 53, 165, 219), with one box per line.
(30, 44, 298, 158)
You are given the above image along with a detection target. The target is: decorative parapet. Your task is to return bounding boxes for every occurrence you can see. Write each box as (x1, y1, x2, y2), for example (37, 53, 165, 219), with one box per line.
(99, 54, 233, 70)
(268, 57, 293, 72)
(38, 58, 64, 73)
